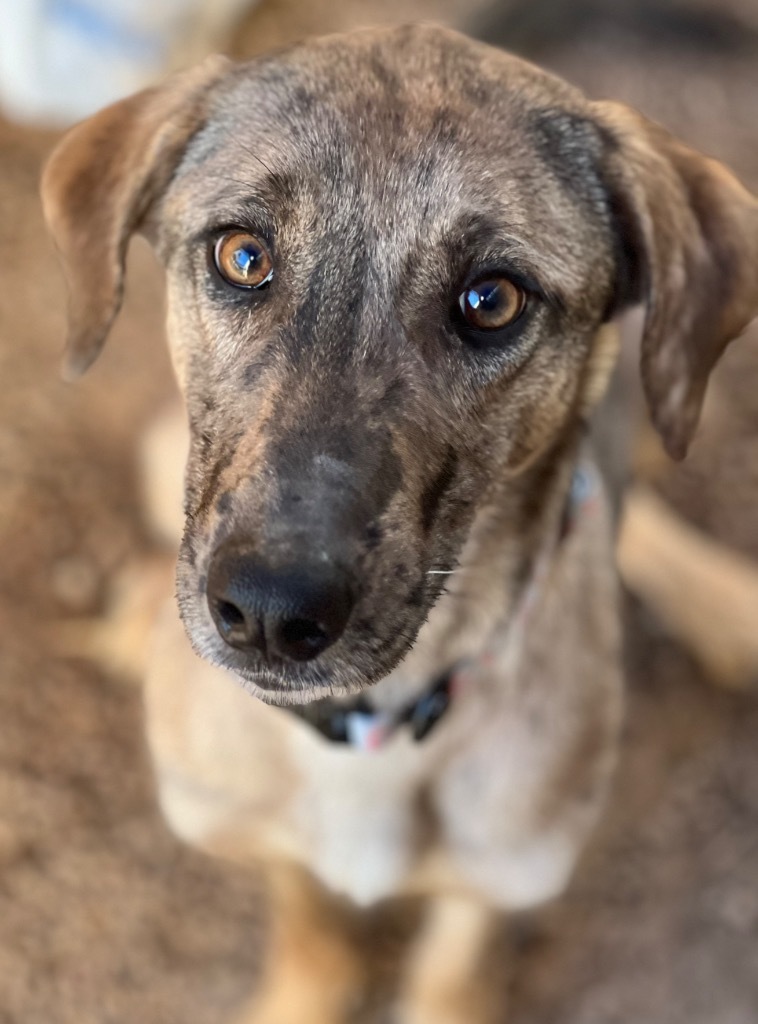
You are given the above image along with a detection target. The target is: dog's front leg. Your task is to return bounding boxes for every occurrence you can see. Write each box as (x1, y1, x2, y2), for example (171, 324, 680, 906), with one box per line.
(235, 861, 366, 1024)
(398, 895, 502, 1024)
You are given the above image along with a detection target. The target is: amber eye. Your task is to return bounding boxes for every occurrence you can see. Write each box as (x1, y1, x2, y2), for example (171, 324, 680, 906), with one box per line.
(214, 231, 273, 289)
(458, 276, 526, 331)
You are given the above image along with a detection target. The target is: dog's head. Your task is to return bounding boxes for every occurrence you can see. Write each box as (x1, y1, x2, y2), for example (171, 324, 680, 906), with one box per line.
(42, 26, 758, 702)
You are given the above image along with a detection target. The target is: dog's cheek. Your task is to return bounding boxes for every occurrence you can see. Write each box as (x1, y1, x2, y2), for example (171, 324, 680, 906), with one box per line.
(165, 272, 250, 399)
(164, 278, 204, 394)
(174, 532, 213, 649)
(342, 495, 431, 657)
(487, 356, 585, 475)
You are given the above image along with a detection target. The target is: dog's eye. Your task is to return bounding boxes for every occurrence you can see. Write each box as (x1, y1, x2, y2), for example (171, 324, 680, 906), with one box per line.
(214, 231, 273, 289)
(458, 277, 525, 331)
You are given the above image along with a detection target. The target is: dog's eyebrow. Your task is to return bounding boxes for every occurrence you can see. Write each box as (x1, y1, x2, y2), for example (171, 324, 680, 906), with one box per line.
(479, 238, 568, 307)
(457, 223, 570, 310)
(181, 184, 276, 240)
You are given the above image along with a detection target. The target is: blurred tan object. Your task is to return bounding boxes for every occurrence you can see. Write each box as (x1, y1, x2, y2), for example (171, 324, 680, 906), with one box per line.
(0, 0, 256, 126)
(619, 486, 758, 690)
(140, 400, 188, 548)
(48, 554, 174, 682)
(48, 403, 184, 682)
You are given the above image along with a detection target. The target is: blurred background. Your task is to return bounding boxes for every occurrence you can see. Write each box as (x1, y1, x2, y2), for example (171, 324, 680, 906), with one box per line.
(1, 1, 758, 1021)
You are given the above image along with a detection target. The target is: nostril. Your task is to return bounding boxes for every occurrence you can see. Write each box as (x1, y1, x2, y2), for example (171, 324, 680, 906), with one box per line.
(209, 593, 265, 653)
(278, 618, 330, 660)
(213, 598, 248, 640)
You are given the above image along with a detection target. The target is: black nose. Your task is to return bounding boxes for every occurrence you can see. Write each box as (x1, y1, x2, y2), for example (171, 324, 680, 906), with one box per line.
(206, 544, 355, 662)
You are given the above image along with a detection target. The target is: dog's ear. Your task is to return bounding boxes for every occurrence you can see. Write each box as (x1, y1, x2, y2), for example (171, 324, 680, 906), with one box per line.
(592, 101, 758, 459)
(41, 55, 230, 379)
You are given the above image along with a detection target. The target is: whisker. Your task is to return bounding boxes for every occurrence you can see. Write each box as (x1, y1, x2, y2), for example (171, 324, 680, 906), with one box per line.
(227, 176, 264, 193)
(427, 567, 491, 577)
(237, 139, 276, 178)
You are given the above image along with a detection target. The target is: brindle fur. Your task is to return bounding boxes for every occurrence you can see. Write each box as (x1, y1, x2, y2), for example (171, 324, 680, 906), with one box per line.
(42, 24, 758, 1023)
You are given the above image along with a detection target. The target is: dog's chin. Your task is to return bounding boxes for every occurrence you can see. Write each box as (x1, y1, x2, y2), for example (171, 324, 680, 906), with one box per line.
(225, 661, 376, 706)
(191, 639, 407, 706)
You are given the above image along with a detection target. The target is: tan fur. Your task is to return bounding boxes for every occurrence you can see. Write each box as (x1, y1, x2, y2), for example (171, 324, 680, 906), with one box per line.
(618, 486, 758, 689)
(41, 25, 758, 1022)
(400, 896, 497, 1024)
(233, 864, 365, 1024)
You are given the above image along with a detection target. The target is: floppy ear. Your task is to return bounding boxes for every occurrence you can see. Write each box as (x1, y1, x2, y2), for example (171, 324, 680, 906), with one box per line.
(41, 55, 230, 379)
(592, 101, 758, 459)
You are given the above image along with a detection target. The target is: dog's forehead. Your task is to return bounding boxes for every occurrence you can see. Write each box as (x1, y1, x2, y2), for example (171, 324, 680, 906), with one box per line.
(223, 25, 570, 121)
(188, 28, 597, 189)
(168, 27, 613, 296)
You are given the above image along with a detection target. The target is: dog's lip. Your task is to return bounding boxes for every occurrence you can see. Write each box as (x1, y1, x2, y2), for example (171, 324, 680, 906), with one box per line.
(234, 663, 311, 693)
(225, 661, 369, 706)
(214, 652, 324, 692)
(205, 638, 393, 705)
(204, 642, 340, 696)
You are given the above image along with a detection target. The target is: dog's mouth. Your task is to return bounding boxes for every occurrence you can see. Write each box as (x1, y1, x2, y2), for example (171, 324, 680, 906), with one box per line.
(216, 655, 342, 703)
(187, 617, 421, 706)
(206, 653, 378, 704)
(175, 537, 439, 705)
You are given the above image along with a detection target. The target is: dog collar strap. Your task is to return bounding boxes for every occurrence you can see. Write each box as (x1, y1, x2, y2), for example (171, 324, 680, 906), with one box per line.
(289, 671, 454, 750)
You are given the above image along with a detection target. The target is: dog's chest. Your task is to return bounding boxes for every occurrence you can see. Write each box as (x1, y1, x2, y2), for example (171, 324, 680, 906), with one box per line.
(283, 590, 620, 911)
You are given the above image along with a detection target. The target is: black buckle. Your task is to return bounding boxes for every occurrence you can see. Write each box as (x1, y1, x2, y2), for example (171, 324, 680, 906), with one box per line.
(403, 673, 452, 741)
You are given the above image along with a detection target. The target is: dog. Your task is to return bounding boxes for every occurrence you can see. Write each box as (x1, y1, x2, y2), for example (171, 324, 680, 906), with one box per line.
(41, 24, 758, 1023)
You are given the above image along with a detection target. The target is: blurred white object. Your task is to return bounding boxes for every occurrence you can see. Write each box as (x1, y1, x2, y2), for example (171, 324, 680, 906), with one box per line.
(0, 0, 254, 125)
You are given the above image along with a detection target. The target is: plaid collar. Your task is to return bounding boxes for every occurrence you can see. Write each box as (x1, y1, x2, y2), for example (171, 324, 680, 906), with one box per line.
(288, 462, 599, 751)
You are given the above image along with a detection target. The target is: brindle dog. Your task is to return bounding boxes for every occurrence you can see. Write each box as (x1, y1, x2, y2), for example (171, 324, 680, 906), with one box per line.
(42, 25, 758, 1024)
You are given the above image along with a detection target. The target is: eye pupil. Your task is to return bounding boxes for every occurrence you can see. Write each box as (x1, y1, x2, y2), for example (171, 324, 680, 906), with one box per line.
(468, 283, 500, 312)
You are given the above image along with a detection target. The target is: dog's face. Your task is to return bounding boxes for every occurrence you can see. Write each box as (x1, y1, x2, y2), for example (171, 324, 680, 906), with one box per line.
(157, 33, 621, 698)
(42, 26, 758, 702)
